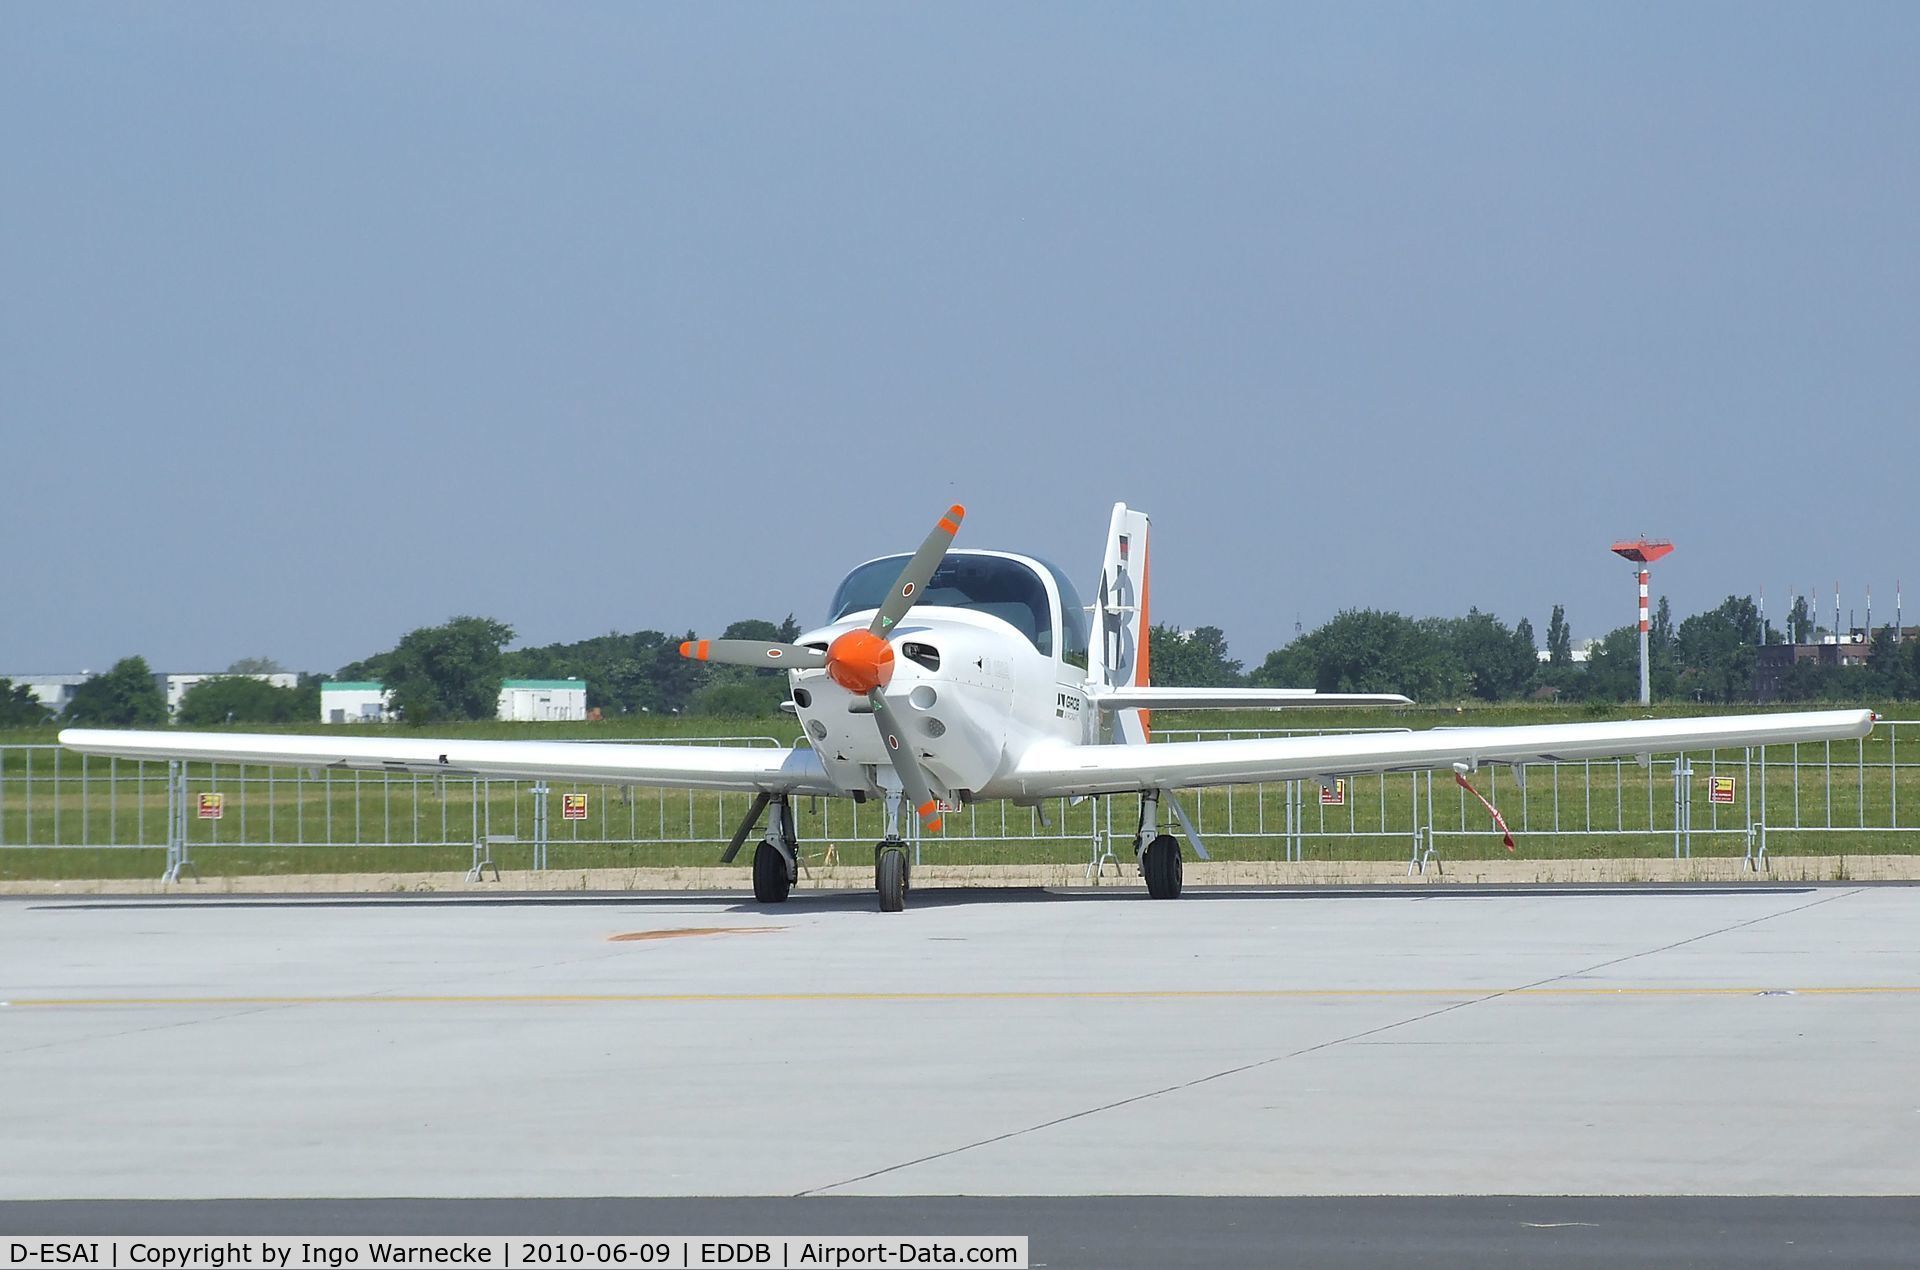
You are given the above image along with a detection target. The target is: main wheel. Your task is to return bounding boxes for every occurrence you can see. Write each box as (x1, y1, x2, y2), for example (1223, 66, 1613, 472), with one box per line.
(876, 845, 907, 913)
(1143, 833, 1183, 899)
(752, 839, 792, 904)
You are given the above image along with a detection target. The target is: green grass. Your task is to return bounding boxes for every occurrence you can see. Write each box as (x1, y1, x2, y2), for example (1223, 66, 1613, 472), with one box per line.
(5, 702, 1917, 880)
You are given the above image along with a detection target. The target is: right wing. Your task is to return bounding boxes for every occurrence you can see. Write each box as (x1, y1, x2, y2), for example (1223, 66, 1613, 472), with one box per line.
(58, 729, 837, 796)
(1005, 708, 1874, 798)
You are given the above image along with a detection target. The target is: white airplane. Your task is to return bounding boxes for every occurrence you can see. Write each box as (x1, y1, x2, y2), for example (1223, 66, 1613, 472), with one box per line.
(62, 503, 1872, 911)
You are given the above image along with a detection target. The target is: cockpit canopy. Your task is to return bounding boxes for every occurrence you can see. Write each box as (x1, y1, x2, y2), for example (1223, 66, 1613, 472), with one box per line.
(829, 551, 1089, 662)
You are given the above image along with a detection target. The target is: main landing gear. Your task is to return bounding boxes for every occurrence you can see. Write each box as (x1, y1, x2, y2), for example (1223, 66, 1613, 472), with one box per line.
(752, 796, 798, 904)
(1136, 790, 1183, 900)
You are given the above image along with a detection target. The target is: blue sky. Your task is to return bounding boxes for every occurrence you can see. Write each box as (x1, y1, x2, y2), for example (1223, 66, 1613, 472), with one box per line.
(3, 3, 1916, 674)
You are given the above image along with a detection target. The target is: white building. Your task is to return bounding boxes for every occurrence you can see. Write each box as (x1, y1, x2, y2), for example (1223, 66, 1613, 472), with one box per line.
(321, 681, 392, 724)
(497, 679, 587, 722)
(0, 673, 92, 715)
(157, 672, 299, 717)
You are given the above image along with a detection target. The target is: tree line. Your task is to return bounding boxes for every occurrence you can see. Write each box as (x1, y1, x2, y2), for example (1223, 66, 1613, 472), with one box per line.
(1158, 597, 1920, 705)
(10, 594, 1916, 728)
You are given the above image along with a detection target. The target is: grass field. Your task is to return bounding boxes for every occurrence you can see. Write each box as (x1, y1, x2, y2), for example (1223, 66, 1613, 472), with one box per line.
(5, 702, 1917, 880)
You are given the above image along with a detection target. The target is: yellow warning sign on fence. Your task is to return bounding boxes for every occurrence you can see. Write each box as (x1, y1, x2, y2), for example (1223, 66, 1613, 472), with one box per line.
(562, 793, 589, 820)
(1708, 776, 1737, 804)
(1320, 779, 1346, 806)
(197, 793, 223, 820)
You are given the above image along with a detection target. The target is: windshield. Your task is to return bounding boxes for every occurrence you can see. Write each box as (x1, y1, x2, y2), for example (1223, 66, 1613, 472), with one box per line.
(830, 553, 1059, 655)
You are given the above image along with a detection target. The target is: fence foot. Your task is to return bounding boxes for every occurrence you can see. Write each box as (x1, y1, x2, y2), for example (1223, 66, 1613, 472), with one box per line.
(1086, 840, 1122, 883)
(1407, 830, 1440, 877)
(467, 834, 509, 882)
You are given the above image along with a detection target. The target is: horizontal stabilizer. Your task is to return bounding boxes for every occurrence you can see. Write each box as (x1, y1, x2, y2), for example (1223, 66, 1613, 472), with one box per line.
(1093, 687, 1412, 711)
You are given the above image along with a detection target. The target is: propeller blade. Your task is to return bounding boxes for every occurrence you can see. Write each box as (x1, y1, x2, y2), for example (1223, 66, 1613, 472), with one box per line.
(870, 690, 946, 833)
(679, 639, 826, 670)
(868, 504, 965, 636)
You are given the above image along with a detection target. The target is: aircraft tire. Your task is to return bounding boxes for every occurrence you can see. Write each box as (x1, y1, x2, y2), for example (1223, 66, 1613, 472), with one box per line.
(876, 845, 907, 913)
(1144, 833, 1183, 899)
(752, 840, 792, 904)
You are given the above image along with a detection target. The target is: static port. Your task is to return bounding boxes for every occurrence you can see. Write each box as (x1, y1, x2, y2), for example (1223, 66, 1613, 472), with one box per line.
(909, 685, 939, 710)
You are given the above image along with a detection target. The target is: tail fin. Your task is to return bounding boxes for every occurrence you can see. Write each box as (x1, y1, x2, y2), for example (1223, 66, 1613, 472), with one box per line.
(1087, 503, 1152, 744)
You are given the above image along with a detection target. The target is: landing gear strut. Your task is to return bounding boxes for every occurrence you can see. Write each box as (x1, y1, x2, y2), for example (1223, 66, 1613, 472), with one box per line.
(1136, 790, 1183, 899)
(752, 796, 798, 904)
(874, 786, 910, 912)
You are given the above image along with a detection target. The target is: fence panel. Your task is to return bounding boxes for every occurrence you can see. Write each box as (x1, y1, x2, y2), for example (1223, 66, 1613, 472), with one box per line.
(4, 721, 1917, 880)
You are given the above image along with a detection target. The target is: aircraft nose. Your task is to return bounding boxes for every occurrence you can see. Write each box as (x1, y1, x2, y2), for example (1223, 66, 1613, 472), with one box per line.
(826, 628, 894, 695)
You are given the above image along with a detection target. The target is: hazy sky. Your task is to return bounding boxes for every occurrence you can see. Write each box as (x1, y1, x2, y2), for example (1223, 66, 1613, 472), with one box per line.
(4, 3, 1916, 675)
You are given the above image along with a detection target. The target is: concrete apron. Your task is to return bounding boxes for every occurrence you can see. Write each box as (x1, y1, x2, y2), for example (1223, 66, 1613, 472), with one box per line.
(4, 854, 1918, 895)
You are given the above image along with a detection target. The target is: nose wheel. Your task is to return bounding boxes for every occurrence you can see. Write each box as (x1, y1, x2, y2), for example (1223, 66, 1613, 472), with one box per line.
(875, 843, 909, 912)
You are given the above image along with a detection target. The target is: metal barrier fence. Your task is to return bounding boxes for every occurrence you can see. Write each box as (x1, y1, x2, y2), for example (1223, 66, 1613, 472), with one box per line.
(3, 721, 1917, 880)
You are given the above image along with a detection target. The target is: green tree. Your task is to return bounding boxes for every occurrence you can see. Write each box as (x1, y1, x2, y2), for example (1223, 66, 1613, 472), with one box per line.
(64, 657, 167, 725)
(226, 656, 286, 675)
(177, 676, 314, 726)
(688, 676, 788, 717)
(1442, 610, 1537, 701)
(722, 618, 783, 643)
(1149, 625, 1244, 688)
(380, 616, 516, 723)
(0, 680, 52, 727)
(1787, 596, 1814, 643)
(1547, 605, 1573, 666)
(1650, 597, 1675, 660)
(1254, 610, 1466, 701)
(1673, 596, 1762, 703)
(1579, 625, 1642, 702)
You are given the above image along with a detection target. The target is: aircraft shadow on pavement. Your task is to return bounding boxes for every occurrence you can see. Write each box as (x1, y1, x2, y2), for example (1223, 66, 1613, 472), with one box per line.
(22, 881, 1830, 914)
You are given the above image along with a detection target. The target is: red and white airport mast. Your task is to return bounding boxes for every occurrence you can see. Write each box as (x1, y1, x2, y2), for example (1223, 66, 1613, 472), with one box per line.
(1611, 538, 1675, 706)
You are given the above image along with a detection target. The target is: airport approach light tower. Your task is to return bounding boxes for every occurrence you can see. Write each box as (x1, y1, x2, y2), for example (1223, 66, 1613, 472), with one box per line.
(1611, 538, 1675, 706)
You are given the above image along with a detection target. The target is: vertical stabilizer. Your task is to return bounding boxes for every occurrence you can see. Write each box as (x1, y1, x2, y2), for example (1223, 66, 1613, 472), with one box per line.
(1087, 503, 1152, 744)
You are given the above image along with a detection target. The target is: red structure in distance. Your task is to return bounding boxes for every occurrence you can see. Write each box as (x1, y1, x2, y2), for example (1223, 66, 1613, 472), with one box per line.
(1609, 538, 1674, 704)
(1610, 539, 1675, 565)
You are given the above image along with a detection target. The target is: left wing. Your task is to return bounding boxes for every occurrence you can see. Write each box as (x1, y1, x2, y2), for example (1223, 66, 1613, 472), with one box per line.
(1006, 708, 1873, 798)
(1092, 687, 1412, 710)
(57, 729, 836, 796)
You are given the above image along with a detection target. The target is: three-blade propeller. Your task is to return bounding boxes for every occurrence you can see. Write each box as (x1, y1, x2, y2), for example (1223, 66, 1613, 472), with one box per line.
(680, 504, 966, 833)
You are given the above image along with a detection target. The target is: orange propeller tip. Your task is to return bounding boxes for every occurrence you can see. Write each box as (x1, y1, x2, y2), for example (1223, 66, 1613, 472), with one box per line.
(948, 504, 965, 518)
(678, 641, 693, 658)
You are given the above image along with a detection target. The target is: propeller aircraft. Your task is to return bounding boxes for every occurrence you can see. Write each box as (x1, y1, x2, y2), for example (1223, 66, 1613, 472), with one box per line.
(61, 504, 1873, 911)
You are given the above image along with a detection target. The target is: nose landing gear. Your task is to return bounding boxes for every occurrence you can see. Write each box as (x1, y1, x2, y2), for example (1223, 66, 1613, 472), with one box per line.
(876, 843, 909, 912)
(873, 785, 912, 912)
